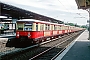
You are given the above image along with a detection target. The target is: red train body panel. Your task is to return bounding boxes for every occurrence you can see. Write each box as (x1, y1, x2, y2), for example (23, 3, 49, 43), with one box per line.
(16, 31, 44, 39)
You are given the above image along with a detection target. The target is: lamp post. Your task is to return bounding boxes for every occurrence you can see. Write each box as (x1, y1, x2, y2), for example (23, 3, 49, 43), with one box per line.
(88, 8, 90, 40)
(86, 8, 90, 40)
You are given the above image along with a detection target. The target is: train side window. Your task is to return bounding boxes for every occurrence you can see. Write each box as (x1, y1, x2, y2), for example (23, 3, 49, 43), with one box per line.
(54, 25, 57, 30)
(65, 26, 66, 30)
(48, 24, 50, 30)
(42, 24, 44, 30)
(40, 24, 44, 31)
(62, 26, 64, 30)
(59, 26, 61, 30)
(66, 27, 67, 30)
(45, 24, 48, 30)
(36, 24, 38, 31)
(45, 24, 47, 30)
(54, 25, 55, 30)
(45, 24, 50, 30)
(51, 25, 53, 30)
(57, 26, 59, 30)
(40, 24, 41, 31)
(57, 26, 58, 30)
(55, 26, 57, 30)
(61, 26, 62, 30)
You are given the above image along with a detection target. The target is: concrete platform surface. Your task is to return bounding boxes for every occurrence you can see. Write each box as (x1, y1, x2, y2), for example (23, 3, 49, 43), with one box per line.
(55, 30, 90, 60)
(0, 34, 16, 38)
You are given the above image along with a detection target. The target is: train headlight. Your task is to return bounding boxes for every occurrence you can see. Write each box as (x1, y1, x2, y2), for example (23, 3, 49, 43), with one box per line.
(28, 32, 31, 37)
(17, 32, 19, 36)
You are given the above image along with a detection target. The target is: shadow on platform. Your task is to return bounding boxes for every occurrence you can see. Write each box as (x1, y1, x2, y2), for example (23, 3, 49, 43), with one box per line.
(61, 40, 90, 60)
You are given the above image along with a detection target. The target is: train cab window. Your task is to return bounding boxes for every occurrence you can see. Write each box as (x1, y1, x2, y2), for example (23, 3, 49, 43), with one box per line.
(24, 24, 32, 31)
(17, 23, 23, 30)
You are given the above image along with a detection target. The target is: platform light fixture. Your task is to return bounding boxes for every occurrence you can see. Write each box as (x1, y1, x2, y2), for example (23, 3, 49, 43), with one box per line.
(0, 16, 7, 18)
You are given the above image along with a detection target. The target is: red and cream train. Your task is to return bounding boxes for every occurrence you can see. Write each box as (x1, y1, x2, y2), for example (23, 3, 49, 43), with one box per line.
(15, 19, 84, 44)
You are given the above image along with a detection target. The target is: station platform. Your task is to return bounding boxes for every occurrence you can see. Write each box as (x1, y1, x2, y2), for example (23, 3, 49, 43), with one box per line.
(55, 30, 90, 60)
(0, 33, 16, 38)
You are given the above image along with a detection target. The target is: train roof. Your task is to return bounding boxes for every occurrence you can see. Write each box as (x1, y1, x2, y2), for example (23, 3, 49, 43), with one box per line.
(18, 19, 45, 22)
(17, 19, 64, 25)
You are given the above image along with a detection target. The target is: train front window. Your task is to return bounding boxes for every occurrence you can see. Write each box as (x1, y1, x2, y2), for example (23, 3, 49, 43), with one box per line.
(17, 23, 23, 30)
(24, 24, 32, 31)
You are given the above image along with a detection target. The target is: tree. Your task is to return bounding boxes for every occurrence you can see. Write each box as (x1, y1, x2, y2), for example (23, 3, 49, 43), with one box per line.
(81, 25, 87, 28)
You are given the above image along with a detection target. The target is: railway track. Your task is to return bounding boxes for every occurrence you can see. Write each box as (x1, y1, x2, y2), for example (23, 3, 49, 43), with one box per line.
(0, 30, 84, 60)
(29, 31, 80, 60)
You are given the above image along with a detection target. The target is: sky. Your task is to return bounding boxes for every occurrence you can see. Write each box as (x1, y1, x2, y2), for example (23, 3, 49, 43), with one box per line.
(0, 0, 89, 25)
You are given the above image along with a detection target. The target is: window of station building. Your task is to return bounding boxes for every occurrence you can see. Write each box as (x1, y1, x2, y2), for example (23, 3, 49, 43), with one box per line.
(4, 23, 9, 30)
(24, 24, 32, 31)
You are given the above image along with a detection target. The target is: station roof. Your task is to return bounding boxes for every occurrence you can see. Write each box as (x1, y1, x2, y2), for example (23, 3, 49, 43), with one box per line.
(0, 2, 64, 24)
(75, 0, 90, 9)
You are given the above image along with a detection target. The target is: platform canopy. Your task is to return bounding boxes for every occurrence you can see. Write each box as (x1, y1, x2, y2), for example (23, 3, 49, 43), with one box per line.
(0, 2, 64, 24)
(75, 0, 90, 9)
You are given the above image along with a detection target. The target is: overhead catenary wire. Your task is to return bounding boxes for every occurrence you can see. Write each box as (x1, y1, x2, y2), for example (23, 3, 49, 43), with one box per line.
(57, 0, 87, 19)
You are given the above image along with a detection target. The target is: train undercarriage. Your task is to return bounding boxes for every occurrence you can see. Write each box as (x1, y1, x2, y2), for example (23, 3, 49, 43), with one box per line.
(6, 31, 76, 48)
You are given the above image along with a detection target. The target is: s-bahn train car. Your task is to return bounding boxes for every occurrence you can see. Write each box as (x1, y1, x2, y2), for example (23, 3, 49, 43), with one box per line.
(6, 19, 85, 47)
(16, 19, 65, 44)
